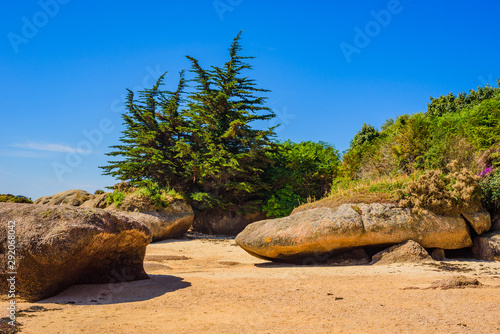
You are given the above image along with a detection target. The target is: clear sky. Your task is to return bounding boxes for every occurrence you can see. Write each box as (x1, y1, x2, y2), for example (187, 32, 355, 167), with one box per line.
(1, 0, 500, 200)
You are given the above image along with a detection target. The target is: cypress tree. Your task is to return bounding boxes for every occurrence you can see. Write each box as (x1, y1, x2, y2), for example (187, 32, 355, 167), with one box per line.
(101, 32, 277, 219)
(184, 31, 276, 211)
(100, 72, 189, 190)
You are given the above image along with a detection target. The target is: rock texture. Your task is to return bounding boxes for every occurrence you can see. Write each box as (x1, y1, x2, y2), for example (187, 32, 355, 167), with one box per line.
(193, 208, 268, 236)
(0, 203, 152, 301)
(34, 189, 92, 206)
(428, 276, 482, 290)
(236, 203, 473, 261)
(113, 205, 194, 242)
(57, 191, 194, 241)
(370, 240, 433, 265)
(472, 231, 500, 261)
(79, 193, 109, 209)
(461, 211, 491, 235)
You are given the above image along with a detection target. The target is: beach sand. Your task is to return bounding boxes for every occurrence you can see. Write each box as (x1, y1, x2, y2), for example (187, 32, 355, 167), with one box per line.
(2, 235, 500, 333)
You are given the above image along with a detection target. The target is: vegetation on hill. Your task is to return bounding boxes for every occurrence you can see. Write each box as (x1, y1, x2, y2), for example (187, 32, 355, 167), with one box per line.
(262, 140, 340, 217)
(105, 181, 184, 211)
(305, 81, 500, 216)
(0, 194, 33, 204)
(101, 31, 499, 220)
(101, 33, 339, 218)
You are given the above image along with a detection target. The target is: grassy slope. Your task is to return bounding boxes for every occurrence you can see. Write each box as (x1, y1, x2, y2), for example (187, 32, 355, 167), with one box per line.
(292, 174, 411, 214)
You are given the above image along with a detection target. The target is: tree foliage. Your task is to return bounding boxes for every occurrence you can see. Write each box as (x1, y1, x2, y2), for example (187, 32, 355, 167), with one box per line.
(262, 140, 340, 217)
(350, 123, 380, 148)
(337, 81, 500, 215)
(102, 33, 340, 218)
(426, 81, 500, 117)
(100, 72, 190, 190)
(183, 32, 276, 211)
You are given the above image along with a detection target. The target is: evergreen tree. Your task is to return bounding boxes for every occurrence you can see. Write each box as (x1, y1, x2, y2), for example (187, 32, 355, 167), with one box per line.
(101, 32, 277, 214)
(185, 31, 276, 211)
(100, 72, 189, 190)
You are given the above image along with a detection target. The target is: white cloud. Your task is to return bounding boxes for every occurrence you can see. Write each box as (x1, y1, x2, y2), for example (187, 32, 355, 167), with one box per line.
(13, 142, 87, 153)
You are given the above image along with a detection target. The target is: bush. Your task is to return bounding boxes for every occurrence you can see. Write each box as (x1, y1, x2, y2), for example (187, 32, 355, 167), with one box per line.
(350, 123, 380, 147)
(0, 194, 33, 204)
(480, 170, 500, 212)
(262, 184, 304, 217)
(105, 180, 184, 210)
(106, 189, 125, 207)
(94, 189, 105, 195)
(262, 140, 340, 217)
(136, 180, 182, 208)
(399, 161, 481, 215)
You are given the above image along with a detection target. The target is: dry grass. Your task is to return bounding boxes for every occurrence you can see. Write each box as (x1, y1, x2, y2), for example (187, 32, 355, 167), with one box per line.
(399, 161, 482, 215)
(292, 174, 411, 214)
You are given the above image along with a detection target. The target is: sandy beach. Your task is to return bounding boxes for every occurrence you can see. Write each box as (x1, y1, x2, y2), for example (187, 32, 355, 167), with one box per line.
(2, 235, 500, 334)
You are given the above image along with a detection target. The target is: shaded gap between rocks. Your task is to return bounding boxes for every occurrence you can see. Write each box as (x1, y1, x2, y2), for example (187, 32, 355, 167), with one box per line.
(445, 214, 478, 259)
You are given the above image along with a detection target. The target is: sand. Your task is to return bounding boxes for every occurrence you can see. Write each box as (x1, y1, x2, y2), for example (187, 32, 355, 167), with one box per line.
(2, 235, 500, 334)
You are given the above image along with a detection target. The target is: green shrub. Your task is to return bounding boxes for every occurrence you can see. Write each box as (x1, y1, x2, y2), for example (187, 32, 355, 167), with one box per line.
(136, 180, 182, 208)
(262, 140, 340, 216)
(94, 189, 105, 195)
(263, 184, 304, 217)
(350, 123, 380, 147)
(480, 170, 500, 212)
(106, 189, 125, 207)
(0, 194, 33, 204)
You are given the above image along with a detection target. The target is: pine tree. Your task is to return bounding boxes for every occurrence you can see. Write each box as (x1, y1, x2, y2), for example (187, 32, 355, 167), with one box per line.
(100, 72, 189, 190)
(184, 31, 277, 211)
(101, 32, 277, 218)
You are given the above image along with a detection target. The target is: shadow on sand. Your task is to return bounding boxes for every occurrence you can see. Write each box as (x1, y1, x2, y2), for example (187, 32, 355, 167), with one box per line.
(38, 275, 190, 306)
(152, 232, 235, 245)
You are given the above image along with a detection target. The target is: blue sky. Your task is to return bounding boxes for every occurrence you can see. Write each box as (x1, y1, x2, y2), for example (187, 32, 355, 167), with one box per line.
(1, 0, 500, 200)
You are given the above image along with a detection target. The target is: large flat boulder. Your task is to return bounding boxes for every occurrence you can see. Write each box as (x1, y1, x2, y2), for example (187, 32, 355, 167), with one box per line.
(472, 231, 500, 261)
(0, 203, 152, 301)
(33, 189, 92, 206)
(236, 203, 472, 262)
(78, 193, 194, 241)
